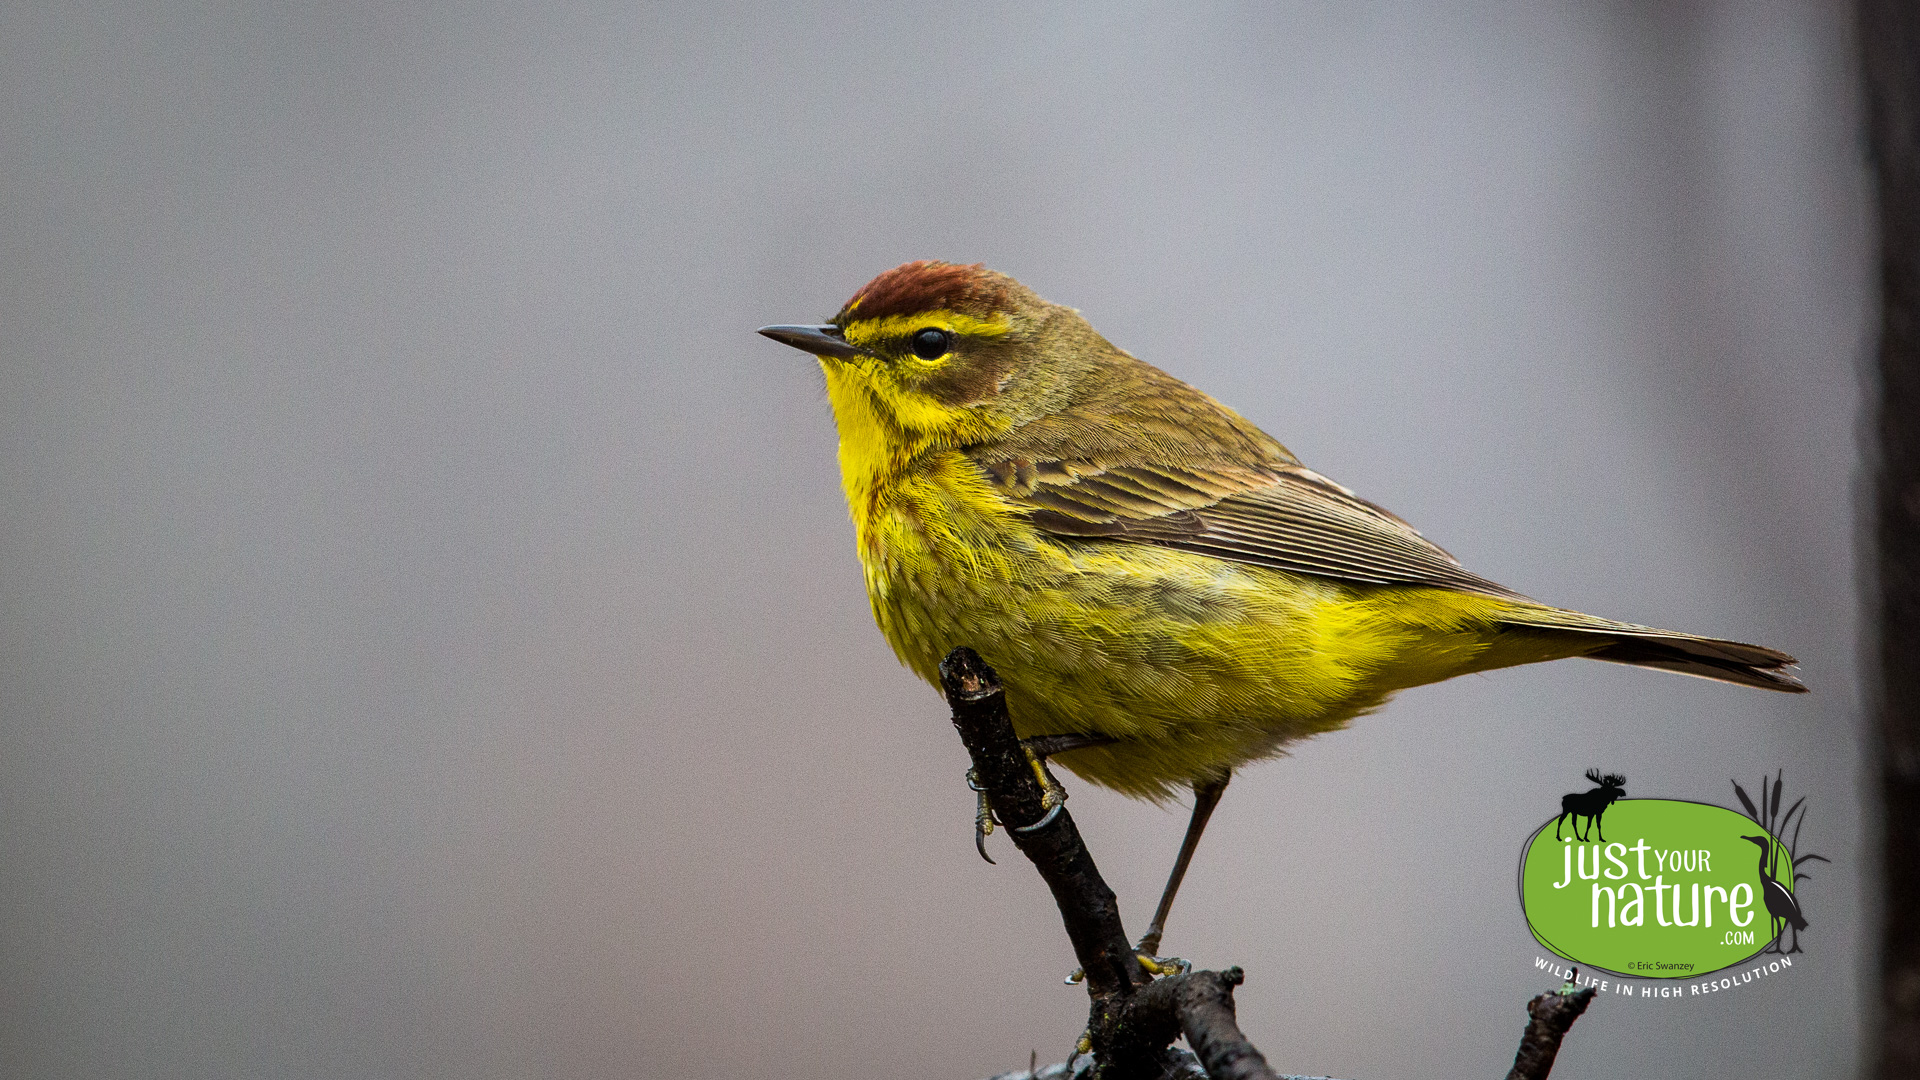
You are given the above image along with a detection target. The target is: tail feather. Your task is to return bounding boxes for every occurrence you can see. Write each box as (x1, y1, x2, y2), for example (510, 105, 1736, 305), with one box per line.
(1498, 607, 1807, 693)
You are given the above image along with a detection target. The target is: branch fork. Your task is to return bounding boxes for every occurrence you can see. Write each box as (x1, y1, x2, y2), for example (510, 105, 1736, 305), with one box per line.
(939, 646, 1592, 1080)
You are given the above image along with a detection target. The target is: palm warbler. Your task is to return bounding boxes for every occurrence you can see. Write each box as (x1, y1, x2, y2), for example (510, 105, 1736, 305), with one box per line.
(760, 260, 1803, 953)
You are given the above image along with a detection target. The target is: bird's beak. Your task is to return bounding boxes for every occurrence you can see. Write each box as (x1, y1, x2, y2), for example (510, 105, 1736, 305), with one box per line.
(757, 324, 870, 359)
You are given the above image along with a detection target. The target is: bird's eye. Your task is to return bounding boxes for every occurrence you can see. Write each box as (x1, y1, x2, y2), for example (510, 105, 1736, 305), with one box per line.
(910, 328, 952, 360)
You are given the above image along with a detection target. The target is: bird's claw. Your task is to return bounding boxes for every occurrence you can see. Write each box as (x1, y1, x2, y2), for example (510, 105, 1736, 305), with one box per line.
(1013, 799, 1065, 834)
(968, 769, 996, 864)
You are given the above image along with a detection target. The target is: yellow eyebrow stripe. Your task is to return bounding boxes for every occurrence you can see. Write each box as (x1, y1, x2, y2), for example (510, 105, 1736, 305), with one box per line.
(842, 310, 1012, 348)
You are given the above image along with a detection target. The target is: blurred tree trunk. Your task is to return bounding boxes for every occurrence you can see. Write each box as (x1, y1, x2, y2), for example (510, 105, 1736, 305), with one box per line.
(1861, 2, 1920, 1076)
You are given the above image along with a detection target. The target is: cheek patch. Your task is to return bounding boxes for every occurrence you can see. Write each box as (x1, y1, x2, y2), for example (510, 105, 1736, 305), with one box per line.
(920, 350, 1017, 407)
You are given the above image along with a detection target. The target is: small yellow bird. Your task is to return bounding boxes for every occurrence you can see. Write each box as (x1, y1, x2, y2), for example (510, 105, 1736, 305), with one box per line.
(760, 260, 1804, 954)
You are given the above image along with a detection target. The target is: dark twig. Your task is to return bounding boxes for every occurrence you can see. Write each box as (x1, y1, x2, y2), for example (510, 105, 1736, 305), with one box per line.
(1172, 969, 1278, 1080)
(942, 648, 1146, 999)
(1504, 986, 1596, 1080)
(1089, 967, 1281, 1080)
(1861, 2, 1920, 1074)
(942, 646, 1592, 1080)
(942, 648, 1269, 1079)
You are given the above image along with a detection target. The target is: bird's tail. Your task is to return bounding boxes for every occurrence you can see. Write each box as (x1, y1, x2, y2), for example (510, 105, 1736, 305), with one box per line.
(1496, 606, 1807, 693)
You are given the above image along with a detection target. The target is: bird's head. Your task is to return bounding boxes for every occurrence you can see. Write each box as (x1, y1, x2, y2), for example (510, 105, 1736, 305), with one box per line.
(1741, 834, 1772, 850)
(759, 261, 1113, 449)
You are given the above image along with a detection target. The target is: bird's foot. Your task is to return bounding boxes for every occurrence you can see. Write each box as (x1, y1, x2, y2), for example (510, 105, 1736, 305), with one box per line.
(969, 742, 1077, 862)
(1068, 1031, 1093, 1065)
(1061, 953, 1189, 986)
(1137, 953, 1191, 977)
(1027, 746, 1068, 822)
(968, 769, 997, 863)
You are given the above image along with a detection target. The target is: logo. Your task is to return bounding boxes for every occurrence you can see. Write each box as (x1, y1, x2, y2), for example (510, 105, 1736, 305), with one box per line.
(1518, 771, 1827, 982)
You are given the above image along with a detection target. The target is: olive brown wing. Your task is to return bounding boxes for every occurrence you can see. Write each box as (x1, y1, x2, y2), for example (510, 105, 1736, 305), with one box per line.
(968, 452, 1805, 692)
(974, 453, 1532, 601)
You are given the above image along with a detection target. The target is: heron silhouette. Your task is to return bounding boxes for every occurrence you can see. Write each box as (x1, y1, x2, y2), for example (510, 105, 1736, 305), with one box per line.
(1741, 834, 1807, 954)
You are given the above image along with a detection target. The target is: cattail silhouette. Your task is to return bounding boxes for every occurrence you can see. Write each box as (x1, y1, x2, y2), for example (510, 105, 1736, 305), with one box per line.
(1731, 771, 1827, 955)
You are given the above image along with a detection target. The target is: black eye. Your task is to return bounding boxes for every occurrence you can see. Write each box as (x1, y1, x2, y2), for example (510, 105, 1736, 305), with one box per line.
(910, 328, 952, 359)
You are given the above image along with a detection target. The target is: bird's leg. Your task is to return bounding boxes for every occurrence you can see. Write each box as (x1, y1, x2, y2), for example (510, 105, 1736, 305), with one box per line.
(1028, 748, 1067, 818)
(1135, 773, 1230, 960)
(1020, 733, 1116, 824)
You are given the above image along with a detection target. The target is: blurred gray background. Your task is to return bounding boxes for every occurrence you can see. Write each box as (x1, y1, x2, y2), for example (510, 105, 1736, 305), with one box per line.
(0, 2, 1871, 1078)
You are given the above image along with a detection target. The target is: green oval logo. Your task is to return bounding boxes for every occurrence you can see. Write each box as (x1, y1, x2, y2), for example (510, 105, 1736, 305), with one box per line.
(1519, 799, 1796, 979)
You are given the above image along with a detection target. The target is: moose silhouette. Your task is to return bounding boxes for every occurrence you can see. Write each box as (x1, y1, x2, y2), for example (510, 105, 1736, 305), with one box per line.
(1555, 769, 1627, 842)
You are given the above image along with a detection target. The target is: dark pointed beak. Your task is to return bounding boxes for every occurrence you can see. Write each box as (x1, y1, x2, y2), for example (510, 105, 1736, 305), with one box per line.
(757, 324, 870, 359)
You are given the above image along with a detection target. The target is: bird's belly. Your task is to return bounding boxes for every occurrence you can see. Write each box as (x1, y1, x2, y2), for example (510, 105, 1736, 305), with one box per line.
(858, 491, 1507, 798)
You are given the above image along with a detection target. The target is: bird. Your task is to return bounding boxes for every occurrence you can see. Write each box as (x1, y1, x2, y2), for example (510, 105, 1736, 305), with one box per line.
(1741, 834, 1807, 954)
(759, 260, 1806, 958)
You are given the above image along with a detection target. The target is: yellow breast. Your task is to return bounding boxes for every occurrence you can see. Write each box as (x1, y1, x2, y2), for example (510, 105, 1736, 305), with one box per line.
(819, 359, 1551, 799)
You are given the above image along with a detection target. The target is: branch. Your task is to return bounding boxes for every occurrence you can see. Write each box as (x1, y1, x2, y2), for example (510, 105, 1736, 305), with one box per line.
(941, 646, 1592, 1080)
(941, 647, 1146, 1000)
(1860, 2, 1920, 1075)
(1159, 968, 1280, 1080)
(1504, 986, 1597, 1080)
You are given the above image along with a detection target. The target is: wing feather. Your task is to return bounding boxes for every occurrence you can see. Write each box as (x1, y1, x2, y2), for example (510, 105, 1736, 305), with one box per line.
(956, 347, 1803, 692)
(973, 447, 1529, 600)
